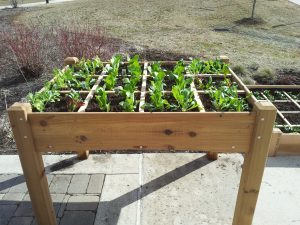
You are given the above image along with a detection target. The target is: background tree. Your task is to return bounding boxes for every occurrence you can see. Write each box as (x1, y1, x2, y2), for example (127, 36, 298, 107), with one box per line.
(251, 0, 257, 20)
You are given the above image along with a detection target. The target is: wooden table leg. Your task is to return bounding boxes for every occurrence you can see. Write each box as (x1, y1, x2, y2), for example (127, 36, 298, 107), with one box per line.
(77, 150, 90, 160)
(206, 152, 218, 160)
(8, 103, 57, 225)
(232, 101, 276, 225)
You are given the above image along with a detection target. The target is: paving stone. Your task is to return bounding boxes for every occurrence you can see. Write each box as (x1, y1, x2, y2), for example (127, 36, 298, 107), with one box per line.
(22, 193, 64, 216)
(1, 193, 25, 204)
(0, 204, 18, 225)
(87, 174, 105, 194)
(140, 153, 241, 225)
(66, 195, 99, 211)
(0, 174, 18, 193)
(60, 211, 95, 225)
(8, 216, 33, 225)
(52, 194, 65, 216)
(14, 202, 34, 217)
(8, 176, 28, 193)
(30, 218, 60, 225)
(58, 195, 71, 218)
(67, 175, 90, 194)
(46, 174, 54, 186)
(49, 175, 72, 194)
(94, 174, 139, 225)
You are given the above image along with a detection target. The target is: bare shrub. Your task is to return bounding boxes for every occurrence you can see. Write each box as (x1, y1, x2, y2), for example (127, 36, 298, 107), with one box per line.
(1, 25, 45, 79)
(57, 26, 114, 60)
(232, 65, 246, 76)
(253, 68, 276, 84)
(10, 0, 19, 8)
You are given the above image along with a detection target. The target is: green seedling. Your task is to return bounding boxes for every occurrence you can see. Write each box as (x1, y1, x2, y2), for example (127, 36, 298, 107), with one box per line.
(95, 87, 110, 112)
(27, 89, 60, 112)
(171, 85, 198, 112)
(104, 54, 122, 90)
(66, 89, 84, 112)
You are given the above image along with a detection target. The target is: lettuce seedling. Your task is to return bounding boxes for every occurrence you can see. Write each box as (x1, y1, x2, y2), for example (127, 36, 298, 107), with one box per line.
(187, 58, 202, 75)
(171, 85, 198, 112)
(104, 54, 122, 90)
(76, 56, 103, 75)
(116, 78, 137, 112)
(27, 89, 60, 112)
(66, 89, 84, 112)
(127, 55, 142, 87)
(95, 87, 110, 112)
(145, 66, 170, 111)
(208, 78, 249, 111)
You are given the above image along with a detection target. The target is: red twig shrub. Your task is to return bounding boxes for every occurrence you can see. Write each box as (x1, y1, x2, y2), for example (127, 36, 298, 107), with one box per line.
(1, 25, 45, 79)
(57, 26, 113, 60)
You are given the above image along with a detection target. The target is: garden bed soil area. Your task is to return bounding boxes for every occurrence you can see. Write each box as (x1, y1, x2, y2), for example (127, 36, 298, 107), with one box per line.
(252, 88, 300, 133)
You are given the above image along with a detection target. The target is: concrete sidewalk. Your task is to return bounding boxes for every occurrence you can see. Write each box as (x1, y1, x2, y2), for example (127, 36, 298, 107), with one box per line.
(0, 0, 75, 10)
(0, 153, 299, 225)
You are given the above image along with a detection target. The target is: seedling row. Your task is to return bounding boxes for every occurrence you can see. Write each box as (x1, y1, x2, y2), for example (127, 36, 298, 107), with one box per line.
(27, 55, 252, 114)
(252, 89, 300, 133)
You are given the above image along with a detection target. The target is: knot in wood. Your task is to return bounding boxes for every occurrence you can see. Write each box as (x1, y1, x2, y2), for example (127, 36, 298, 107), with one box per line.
(164, 129, 173, 136)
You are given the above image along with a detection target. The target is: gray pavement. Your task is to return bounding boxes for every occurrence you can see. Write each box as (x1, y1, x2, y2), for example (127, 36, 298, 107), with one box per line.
(0, 153, 299, 225)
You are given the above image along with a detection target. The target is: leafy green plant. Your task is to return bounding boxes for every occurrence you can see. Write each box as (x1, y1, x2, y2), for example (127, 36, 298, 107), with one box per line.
(66, 89, 84, 112)
(171, 85, 198, 111)
(187, 58, 229, 74)
(52, 68, 82, 90)
(127, 55, 142, 87)
(119, 93, 136, 112)
(148, 62, 164, 76)
(145, 65, 169, 111)
(27, 92, 46, 112)
(95, 87, 110, 112)
(76, 56, 103, 75)
(279, 126, 300, 134)
(253, 91, 265, 100)
(27, 89, 60, 112)
(104, 54, 122, 90)
(187, 58, 202, 75)
(208, 78, 249, 111)
(116, 80, 137, 112)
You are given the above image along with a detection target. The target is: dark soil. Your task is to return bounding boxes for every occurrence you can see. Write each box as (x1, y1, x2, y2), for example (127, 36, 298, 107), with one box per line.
(85, 93, 140, 112)
(234, 17, 266, 25)
(276, 69, 300, 85)
(252, 89, 300, 101)
(275, 116, 286, 125)
(273, 102, 299, 111)
(283, 113, 300, 125)
(199, 94, 215, 111)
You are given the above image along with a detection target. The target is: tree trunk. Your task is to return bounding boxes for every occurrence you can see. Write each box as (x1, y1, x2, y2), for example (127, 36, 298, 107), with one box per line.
(251, 0, 257, 20)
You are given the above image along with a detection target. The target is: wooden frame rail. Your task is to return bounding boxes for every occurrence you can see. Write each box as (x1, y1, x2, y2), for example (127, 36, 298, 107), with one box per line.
(8, 100, 276, 225)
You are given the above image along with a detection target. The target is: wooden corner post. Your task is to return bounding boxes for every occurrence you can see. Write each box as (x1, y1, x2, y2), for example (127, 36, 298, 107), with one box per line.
(64, 57, 89, 160)
(232, 101, 276, 225)
(8, 103, 57, 225)
(206, 55, 230, 161)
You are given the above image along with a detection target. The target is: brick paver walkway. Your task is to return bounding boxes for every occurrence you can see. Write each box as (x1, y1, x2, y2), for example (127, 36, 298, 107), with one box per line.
(0, 174, 104, 225)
